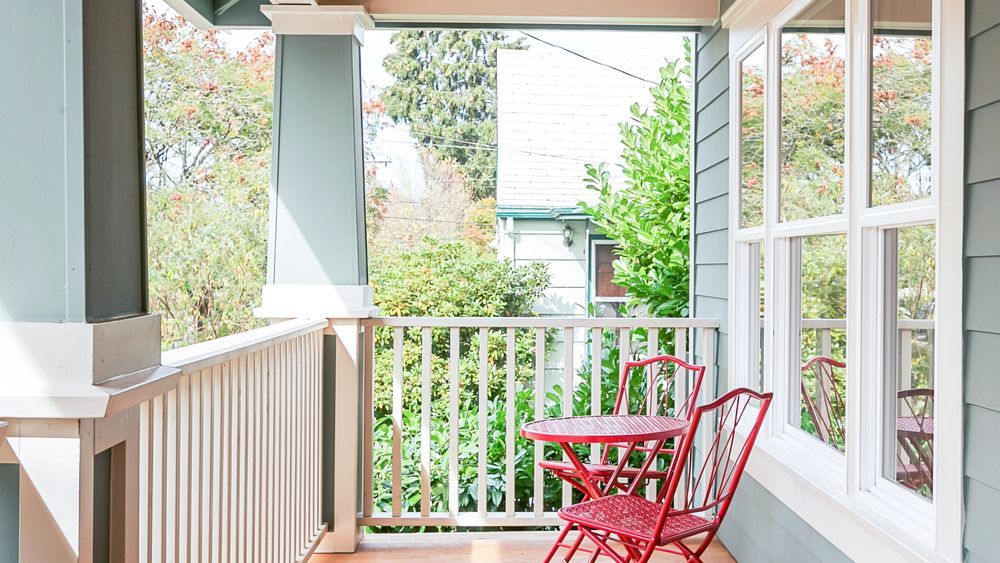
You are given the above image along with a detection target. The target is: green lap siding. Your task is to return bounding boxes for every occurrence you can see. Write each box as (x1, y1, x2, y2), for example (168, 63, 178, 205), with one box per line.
(963, 1, 1000, 560)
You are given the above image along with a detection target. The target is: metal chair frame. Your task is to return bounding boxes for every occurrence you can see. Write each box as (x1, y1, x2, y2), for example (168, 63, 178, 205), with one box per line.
(548, 388, 773, 563)
(539, 354, 706, 497)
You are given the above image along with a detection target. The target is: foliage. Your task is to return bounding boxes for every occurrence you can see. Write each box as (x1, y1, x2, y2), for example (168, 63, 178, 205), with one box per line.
(579, 51, 692, 318)
(381, 31, 526, 199)
(143, 8, 273, 349)
(368, 239, 549, 409)
(778, 33, 846, 222)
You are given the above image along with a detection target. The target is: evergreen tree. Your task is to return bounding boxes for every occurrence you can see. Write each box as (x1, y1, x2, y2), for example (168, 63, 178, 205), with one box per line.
(381, 31, 525, 199)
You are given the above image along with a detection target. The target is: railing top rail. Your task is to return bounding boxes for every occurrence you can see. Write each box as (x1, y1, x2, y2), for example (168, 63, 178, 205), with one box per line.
(359, 317, 720, 329)
(162, 317, 328, 375)
(800, 318, 934, 330)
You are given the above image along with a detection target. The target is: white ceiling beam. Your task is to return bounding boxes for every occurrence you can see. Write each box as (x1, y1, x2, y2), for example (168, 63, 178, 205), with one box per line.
(261, 5, 374, 42)
(268, 0, 717, 27)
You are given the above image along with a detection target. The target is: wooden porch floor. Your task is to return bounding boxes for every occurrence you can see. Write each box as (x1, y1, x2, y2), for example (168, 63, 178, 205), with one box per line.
(312, 531, 734, 562)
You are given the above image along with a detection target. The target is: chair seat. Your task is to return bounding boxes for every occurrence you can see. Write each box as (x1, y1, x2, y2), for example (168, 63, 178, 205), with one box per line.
(538, 459, 669, 479)
(559, 494, 713, 544)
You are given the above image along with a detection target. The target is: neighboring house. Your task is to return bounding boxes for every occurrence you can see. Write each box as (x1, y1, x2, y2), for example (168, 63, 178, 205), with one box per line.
(494, 48, 664, 318)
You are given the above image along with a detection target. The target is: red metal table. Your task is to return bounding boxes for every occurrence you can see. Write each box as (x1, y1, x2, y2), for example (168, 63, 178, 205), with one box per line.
(522, 414, 689, 500)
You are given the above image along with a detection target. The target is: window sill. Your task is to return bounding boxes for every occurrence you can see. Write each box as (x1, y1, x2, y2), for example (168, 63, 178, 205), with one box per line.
(740, 428, 948, 562)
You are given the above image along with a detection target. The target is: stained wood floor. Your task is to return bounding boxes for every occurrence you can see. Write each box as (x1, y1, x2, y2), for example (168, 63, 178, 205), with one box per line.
(311, 531, 734, 562)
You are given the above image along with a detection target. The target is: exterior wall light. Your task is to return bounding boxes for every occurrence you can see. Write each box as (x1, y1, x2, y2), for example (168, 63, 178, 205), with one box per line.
(562, 224, 574, 247)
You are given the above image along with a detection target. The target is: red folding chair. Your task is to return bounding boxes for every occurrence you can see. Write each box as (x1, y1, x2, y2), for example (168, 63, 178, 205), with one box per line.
(538, 355, 706, 496)
(551, 388, 772, 563)
(895, 388, 934, 493)
(800, 356, 846, 449)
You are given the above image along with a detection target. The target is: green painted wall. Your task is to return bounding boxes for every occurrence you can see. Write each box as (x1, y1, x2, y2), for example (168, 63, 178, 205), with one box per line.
(963, 1, 1000, 559)
(268, 34, 368, 287)
(691, 22, 848, 562)
(0, 0, 146, 323)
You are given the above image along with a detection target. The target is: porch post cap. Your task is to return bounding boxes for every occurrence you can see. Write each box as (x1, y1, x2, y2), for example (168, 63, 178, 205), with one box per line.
(260, 5, 374, 43)
(254, 284, 379, 320)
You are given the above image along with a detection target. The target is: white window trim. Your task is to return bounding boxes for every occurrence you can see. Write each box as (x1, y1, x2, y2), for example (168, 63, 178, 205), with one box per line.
(589, 239, 628, 303)
(723, 0, 964, 560)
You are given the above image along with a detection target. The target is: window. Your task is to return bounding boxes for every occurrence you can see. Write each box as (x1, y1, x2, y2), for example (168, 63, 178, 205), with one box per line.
(882, 225, 936, 499)
(740, 45, 766, 228)
(779, 0, 846, 222)
(726, 0, 959, 556)
(870, 0, 933, 207)
(795, 233, 847, 451)
(592, 241, 626, 301)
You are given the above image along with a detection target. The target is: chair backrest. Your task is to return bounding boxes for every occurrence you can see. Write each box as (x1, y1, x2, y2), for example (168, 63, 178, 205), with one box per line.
(800, 356, 846, 449)
(612, 354, 707, 420)
(653, 388, 772, 538)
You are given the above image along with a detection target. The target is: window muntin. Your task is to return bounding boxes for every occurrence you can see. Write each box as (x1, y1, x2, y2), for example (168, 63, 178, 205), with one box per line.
(757, 243, 766, 391)
(779, 0, 847, 222)
(882, 225, 935, 499)
(740, 45, 766, 228)
(795, 233, 847, 452)
(870, 0, 933, 207)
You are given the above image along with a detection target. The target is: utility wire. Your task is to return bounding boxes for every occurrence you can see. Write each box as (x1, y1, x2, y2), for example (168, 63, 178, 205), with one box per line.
(519, 32, 660, 86)
(380, 215, 493, 227)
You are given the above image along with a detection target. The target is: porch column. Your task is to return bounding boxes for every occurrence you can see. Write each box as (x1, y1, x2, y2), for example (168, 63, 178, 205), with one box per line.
(256, 5, 377, 554)
(1, 1, 163, 561)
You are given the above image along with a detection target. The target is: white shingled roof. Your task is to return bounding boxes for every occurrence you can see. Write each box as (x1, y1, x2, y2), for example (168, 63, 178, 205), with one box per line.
(495, 48, 666, 210)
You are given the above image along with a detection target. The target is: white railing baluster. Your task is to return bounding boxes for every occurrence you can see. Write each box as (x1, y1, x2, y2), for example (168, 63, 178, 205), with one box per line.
(392, 326, 403, 517)
(591, 328, 602, 462)
(562, 327, 574, 508)
(178, 375, 190, 563)
(420, 327, 432, 517)
(505, 327, 517, 518)
(646, 328, 659, 501)
(449, 327, 461, 517)
(672, 328, 688, 509)
(478, 327, 489, 517)
(363, 326, 375, 518)
(534, 327, 546, 517)
(620, 328, 631, 408)
(900, 328, 913, 388)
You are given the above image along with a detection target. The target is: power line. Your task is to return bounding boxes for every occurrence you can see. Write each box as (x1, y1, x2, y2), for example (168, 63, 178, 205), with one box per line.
(380, 215, 493, 227)
(519, 32, 660, 86)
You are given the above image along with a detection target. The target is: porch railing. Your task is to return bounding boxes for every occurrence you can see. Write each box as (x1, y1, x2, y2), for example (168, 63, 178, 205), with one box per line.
(141, 318, 327, 562)
(357, 317, 719, 528)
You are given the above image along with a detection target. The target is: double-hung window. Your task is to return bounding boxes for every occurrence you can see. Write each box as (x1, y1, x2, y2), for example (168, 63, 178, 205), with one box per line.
(725, 0, 962, 558)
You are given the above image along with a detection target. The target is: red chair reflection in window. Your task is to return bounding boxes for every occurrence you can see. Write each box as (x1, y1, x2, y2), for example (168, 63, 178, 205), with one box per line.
(896, 388, 934, 495)
(800, 356, 846, 450)
(538, 355, 706, 496)
(553, 388, 773, 563)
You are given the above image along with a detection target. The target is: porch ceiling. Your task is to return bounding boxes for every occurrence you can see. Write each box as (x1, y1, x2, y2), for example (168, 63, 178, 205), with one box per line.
(165, 0, 718, 29)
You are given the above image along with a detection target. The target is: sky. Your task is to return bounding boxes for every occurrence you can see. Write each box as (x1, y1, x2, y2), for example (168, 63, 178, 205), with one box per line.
(150, 0, 687, 195)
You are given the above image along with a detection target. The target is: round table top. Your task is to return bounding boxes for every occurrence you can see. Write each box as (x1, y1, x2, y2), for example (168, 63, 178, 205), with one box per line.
(521, 415, 689, 444)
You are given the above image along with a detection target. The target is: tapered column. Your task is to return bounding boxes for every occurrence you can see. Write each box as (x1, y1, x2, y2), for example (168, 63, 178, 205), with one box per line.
(256, 6, 375, 319)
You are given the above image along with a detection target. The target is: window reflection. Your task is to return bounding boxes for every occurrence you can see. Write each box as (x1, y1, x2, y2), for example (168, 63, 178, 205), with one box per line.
(883, 225, 935, 499)
(871, 0, 933, 206)
(741, 46, 766, 228)
(796, 233, 847, 452)
(779, 0, 846, 222)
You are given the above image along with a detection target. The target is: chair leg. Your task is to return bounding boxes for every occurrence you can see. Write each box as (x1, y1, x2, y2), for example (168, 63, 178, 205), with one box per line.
(544, 524, 575, 563)
(564, 528, 587, 562)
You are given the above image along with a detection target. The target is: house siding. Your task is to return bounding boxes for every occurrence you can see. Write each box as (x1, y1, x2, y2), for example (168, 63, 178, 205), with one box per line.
(692, 22, 848, 562)
(963, 2, 1000, 560)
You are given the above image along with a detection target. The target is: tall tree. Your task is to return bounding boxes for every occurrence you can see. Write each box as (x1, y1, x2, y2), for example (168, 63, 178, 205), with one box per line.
(143, 8, 274, 348)
(381, 31, 525, 199)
